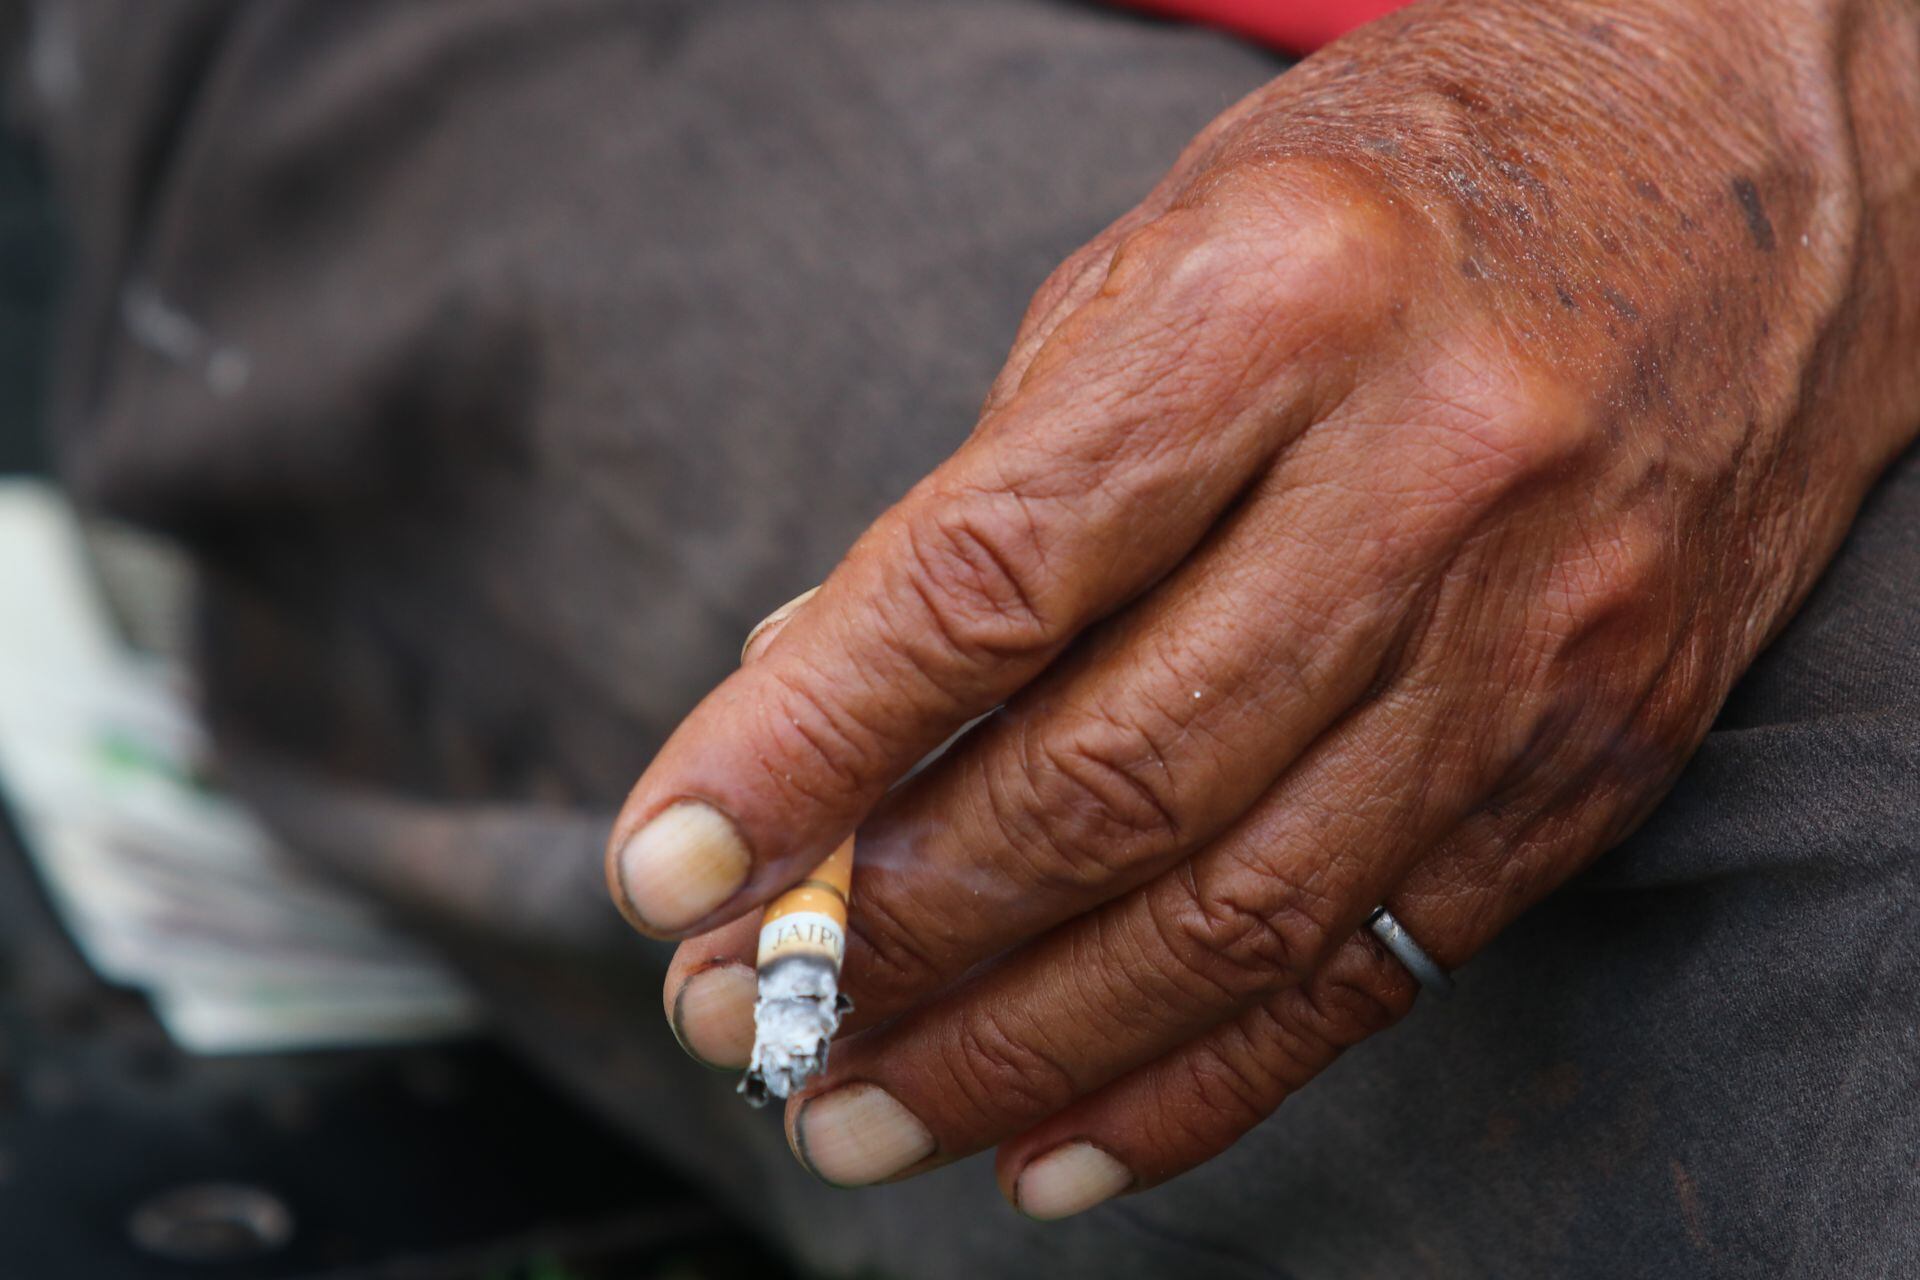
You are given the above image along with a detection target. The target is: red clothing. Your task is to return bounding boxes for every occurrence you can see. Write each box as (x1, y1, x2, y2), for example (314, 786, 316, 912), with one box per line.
(1112, 0, 1410, 52)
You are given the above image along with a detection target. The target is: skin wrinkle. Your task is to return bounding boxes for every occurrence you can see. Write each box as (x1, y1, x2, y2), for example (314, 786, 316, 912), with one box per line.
(930, 731, 1086, 906)
(760, 665, 880, 797)
(1037, 732, 1186, 860)
(1153, 869, 1327, 1009)
(1180, 1040, 1277, 1134)
(634, 0, 1920, 1210)
(1060, 704, 1192, 828)
(899, 504, 1058, 664)
(948, 1001, 1084, 1122)
(837, 867, 947, 1014)
(999, 724, 1134, 899)
(1085, 904, 1181, 1027)
(861, 570, 1000, 712)
(1081, 895, 1247, 1046)
(1084, 909, 1283, 1089)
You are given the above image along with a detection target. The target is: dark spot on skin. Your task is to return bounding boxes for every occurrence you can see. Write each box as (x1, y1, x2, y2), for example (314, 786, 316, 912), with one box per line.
(1554, 282, 1578, 309)
(1585, 20, 1619, 46)
(1496, 159, 1548, 198)
(1623, 456, 1669, 503)
(1597, 228, 1622, 255)
(1633, 178, 1665, 204)
(1730, 176, 1776, 252)
(1628, 348, 1661, 410)
(1503, 200, 1534, 229)
(1443, 168, 1482, 209)
(1439, 81, 1491, 113)
(1460, 257, 1483, 280)
(1602, 286, 1641, 321)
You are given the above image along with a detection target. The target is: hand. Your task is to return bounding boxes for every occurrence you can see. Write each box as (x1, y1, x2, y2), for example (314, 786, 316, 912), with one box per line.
(617, 0, 1920, 1218)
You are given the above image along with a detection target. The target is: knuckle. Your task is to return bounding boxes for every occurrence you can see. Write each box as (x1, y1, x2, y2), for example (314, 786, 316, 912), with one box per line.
(1404, 349, 1596, 508)
(1150, 868, 1334, 1004)
(994, 239, 1125, 400)
(1097, 212, 1209, 300)
(1025, 238, 1114, 328)
(898, 492, 1059, 668)
(947, 1006, 1078, 1120)
(1483, 687, 1583, 805)
(973, 755, 1131, 902)
(758, 667, 891, 803)
(843, 888, 949, 1018)
(1176, 1038, 1279, 1131)
(1486, 520, 1685, 791)
(1024, 717, 1186, 874)
(1535, 516, 1672, 650)
(1300, 946, 1417, 1048)
(1096, 177, 1401, 352)
(1192, 162, 1406, 309)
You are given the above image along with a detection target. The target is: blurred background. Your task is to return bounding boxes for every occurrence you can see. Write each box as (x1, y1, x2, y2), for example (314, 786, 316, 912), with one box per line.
(0, 1, 1299, 1274)
(0, 79, 796, 1280)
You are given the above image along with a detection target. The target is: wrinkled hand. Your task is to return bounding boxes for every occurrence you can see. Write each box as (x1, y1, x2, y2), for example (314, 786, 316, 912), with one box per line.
(613, 0, 1920, 1218)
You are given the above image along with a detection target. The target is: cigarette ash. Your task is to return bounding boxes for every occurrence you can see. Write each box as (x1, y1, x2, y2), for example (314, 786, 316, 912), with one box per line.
(740, 955, 852, 1107)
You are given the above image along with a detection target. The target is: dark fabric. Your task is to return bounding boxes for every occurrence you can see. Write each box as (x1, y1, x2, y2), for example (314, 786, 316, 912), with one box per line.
(19, 1, 1919, 1277)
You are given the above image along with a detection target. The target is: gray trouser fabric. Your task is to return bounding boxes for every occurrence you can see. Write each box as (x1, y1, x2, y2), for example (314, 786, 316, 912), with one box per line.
(17, 2, 1920, 1276)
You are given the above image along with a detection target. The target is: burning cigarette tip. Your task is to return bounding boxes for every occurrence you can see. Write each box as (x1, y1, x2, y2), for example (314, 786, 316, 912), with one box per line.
(739, 961, 853, 1106)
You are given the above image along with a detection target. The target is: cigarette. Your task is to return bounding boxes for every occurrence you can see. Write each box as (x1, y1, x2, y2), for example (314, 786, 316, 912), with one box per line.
(732, 579, 989, 1106)
(740, 837, 853, 1106)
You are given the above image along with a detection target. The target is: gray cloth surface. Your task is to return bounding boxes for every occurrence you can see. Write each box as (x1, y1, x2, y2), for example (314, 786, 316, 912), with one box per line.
(17, 1, 1919, 1277)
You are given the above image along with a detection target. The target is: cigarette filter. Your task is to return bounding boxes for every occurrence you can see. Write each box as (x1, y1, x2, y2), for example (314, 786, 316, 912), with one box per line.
(740, 837, 853, 1105)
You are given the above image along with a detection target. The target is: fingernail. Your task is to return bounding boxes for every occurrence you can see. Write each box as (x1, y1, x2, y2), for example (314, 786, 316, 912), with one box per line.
(670, 962, 758, 1070)
(741, 586, 821, 664)
(1014, 1142, 1134, 1220)
(790, 1084, 935, 1186)
(617, 801, 751, 934)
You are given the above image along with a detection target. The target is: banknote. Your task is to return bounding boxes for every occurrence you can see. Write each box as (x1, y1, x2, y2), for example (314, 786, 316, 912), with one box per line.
(0, 480, 480, 1052)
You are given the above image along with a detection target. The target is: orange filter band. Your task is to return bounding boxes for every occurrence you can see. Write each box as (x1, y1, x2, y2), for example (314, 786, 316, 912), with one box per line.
(756, 837, 852, 968)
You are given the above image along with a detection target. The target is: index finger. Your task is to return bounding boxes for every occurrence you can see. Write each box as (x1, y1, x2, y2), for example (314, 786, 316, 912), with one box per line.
(604, 209, 1348, 937)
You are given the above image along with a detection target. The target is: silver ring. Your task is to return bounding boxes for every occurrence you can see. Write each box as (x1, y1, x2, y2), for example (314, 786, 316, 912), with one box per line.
(1366, 906, 1453, 998)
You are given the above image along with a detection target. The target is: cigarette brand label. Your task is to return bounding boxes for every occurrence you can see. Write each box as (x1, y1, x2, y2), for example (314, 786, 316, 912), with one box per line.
(758, 910, 846, 967)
